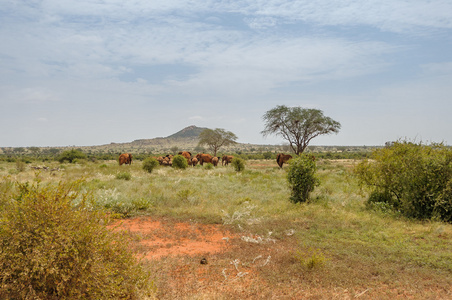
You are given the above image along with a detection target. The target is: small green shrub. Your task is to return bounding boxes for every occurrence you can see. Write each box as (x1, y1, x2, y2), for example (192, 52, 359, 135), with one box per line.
(172, 154, 188, 169)
(177, 189, 195, 202)
(142, 157, 159, 173)
(0, 180, 155, 299)
(58, 149, 87, 163)
(295, 248, 328, 270)
(231, 157, 246, 172)
(287, 155, 319, 203)
(116, 172, 132, 180)
(204, 163, 214, 170)
(15, 160, 26, 172)
(132, 198, 152, 211)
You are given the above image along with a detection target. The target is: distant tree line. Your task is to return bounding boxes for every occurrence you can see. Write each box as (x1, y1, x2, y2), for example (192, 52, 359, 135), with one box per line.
(0, 148, 371, 164)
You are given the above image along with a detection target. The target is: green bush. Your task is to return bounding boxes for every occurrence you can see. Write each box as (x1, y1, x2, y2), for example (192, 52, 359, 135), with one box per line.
(172, 154, 188, 169)
(116, 172, 132, 180)
(204, 163, 214, 170)
(0, 180, 155, 299)
(142, 157, 159, 173)
(355, 141, 452, 222)
(15, 160, 26, 172)
(58, 149, 87, 163)
(231, 157, 246, 172)
(287, 155, 319, 203)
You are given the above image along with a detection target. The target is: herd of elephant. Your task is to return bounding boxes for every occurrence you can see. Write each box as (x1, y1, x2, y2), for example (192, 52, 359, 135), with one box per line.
(118, 152, 234, 167)
(119, 152, 294, 168)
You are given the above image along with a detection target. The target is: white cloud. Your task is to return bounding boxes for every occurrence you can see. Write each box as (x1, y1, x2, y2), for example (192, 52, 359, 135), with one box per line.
(1, 0, 452, 147)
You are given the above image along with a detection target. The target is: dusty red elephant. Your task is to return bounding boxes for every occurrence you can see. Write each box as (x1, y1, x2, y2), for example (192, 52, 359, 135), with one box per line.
(276, 153, 292, 168)
(189, 157, 198, 166)
(196, 153, 213, 165)
(221, 155, 234, 166)
(119, 153, 132, 165)
(178, 151, 192, 162)
(212, 157, 220, 167)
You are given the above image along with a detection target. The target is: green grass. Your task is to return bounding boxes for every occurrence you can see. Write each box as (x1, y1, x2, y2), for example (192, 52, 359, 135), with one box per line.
(1, 158, 450, 298)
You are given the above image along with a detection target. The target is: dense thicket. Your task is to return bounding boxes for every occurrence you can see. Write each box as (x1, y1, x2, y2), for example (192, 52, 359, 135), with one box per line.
(355, 142, 452, 222)
(0, 179, 155, 299)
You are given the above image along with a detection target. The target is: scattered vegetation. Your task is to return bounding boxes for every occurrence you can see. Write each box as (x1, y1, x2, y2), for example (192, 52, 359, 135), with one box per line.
(0, 155, 450, 299)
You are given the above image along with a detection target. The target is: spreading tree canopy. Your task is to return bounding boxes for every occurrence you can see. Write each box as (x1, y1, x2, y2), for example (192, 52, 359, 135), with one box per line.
(198, 128, 237, 156)
(261, 105, 341, 155)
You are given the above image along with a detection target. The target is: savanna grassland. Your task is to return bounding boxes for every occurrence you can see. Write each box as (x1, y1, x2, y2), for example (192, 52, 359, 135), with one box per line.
(1, 159, 451, 299)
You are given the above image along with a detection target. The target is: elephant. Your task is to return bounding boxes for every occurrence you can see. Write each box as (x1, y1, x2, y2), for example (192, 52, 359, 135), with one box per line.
(178, 151, 192, 162)
(190, 157, 198, 166)
(196, 153, 213, 165)
(119, 153, 132, 165)
(212, 156, 220, 167)
(221, 155, 234, 166)
(156, 156, 164, 165)
(276, 153, 292, 168)
(162, 155, 172, 166)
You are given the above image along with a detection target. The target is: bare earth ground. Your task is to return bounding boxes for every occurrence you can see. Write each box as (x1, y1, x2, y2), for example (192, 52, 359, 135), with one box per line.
(112, 217, 451, 300)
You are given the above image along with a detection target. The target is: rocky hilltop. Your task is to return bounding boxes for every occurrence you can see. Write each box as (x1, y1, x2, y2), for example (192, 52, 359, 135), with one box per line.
(125, 125, 207, 148)
(167, 125, 208, 139)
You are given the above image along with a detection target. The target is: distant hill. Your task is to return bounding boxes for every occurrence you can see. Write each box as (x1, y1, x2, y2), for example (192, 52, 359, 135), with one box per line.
(0, 125, 284, 154)
(167, 125, 208, 139)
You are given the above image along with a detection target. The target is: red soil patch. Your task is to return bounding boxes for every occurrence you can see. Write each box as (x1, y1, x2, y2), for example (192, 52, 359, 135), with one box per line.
(110, 217, 451, 299)
(111, 217, 237, 260)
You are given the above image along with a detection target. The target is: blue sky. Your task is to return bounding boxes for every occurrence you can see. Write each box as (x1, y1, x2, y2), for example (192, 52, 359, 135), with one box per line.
(1, 0, 452, 147)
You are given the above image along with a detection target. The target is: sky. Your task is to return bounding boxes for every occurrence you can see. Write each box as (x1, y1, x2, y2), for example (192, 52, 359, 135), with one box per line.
(1, 0, 452, 147)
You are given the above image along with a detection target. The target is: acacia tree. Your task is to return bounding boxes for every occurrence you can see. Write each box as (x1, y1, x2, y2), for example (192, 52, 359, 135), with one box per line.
(198, 128, 238, 156)
(261, 105, 341, 155)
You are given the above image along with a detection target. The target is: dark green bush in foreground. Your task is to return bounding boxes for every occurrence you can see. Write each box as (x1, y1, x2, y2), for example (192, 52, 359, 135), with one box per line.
(355, 141, 452, 222)
(172, 154, 188, 169)
(0, 180, 154, 299)
(142, 157, 159, 173)
(231, 157, 245, 172)
(287, 155, 319, 203)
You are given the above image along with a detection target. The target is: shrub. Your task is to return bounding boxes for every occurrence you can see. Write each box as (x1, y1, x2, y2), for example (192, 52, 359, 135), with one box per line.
(58, 149, 87, 163)
(231, 157, 246, 172)
(15, 160, 26, 172)
(355, 141, 452, 222)
(0, 180, 155, 299)
(172, 154, 188, 169)
(116, 172, 132, 180)
(287, 155, 319, 203)
(204, 163, 214, 170)
(295, 248, 328, 270)
(142, 157, 159, 173)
